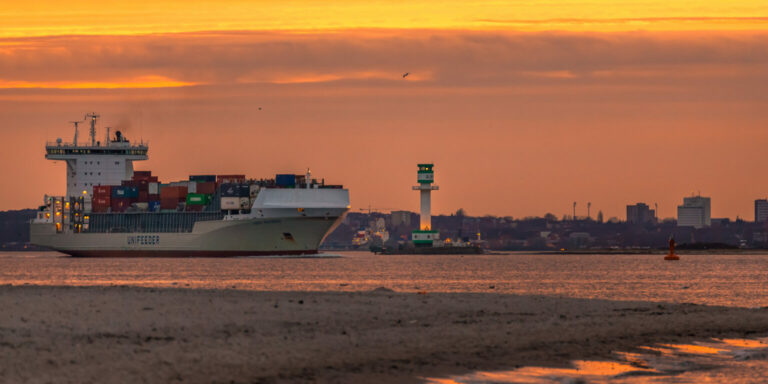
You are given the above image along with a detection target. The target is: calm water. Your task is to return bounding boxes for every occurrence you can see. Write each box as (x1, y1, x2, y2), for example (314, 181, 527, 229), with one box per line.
(2, 251, 768, 307)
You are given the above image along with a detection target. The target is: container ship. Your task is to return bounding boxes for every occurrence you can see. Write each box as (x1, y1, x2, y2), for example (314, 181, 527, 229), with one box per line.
(30, 114, 350, 257)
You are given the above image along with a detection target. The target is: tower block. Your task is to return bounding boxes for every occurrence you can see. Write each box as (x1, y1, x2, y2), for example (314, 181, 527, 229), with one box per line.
(412, 163, 439, 247)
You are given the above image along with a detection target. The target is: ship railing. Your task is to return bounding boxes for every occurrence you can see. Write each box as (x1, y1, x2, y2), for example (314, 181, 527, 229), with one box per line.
(45, 141, 149, 149)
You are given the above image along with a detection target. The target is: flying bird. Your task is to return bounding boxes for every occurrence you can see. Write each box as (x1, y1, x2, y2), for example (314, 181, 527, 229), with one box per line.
(402, 72, 410, 78)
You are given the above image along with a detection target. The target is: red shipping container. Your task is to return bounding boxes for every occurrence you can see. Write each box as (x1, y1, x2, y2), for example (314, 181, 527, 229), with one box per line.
(160, 186, 187, 200)
(138, 191, 149, 202)
(196, 182, 216, 194)
(111, 197, 134, 212)
(185, 205, 204, 212)
(148, 176, 159, 182)
(92, 197, 110, 206)
(148, 194, 160, 202)
(93, 185, 112, 197)
(217, 174, 246, 184)
(133, 170, 152, 179)
(123, 179, 149, 191)
(160, 198, 180, 210)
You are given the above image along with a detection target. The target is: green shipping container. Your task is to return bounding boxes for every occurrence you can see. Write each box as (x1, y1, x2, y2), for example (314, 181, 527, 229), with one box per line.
(186, 193, 211, 205)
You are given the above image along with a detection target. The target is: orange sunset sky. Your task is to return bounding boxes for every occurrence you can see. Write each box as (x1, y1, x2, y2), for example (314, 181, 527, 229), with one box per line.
(1, 1, 767, 220)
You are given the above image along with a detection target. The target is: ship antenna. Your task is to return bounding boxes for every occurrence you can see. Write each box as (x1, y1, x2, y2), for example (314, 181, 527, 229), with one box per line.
(85, 112, 100, 146)
(105, 126, 110, 147)
(68, 120, 82, 146)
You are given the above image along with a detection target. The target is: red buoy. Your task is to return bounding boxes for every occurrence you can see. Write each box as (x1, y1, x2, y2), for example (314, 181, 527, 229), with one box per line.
(664, 236, 679, 261)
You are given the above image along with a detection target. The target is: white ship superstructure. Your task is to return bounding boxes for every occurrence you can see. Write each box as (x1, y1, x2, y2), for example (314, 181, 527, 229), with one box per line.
(46, 113, 148, 198)
(31, 114, 350, 257)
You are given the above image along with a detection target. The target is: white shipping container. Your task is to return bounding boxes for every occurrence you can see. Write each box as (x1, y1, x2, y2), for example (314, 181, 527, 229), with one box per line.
(170, 181, 188, 187)
(133, 202, 149, 211)
(239, 197, 251, 209)
(220, 197, 240, 210)
(149, 182, 159, 195)
(249, 184, 260, 197)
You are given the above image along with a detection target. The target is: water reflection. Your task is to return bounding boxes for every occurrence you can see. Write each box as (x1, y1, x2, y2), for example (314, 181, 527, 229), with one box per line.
(3, 251, 768, 307)
(427, 338, 768, 383)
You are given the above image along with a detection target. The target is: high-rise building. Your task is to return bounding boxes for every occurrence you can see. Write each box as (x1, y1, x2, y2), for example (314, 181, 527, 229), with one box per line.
(756, 199, 768, 223)
(626, 203, 656, 224)
(677, 195, 711, 228)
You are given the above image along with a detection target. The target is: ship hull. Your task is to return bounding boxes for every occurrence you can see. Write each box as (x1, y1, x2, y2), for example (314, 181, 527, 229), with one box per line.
(31, 215, 344, 257)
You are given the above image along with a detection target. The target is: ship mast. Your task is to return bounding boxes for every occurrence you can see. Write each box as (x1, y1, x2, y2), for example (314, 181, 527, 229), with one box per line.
(69, 121, 81, 146)
(85, 112, 100, 146)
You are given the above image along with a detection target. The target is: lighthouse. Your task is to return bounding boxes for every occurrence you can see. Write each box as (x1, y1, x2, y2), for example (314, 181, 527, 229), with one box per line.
(412, 163, 439, 246)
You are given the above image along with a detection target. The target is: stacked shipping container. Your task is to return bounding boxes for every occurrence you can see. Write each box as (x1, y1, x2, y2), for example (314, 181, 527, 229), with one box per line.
(87, 172, 309, 214)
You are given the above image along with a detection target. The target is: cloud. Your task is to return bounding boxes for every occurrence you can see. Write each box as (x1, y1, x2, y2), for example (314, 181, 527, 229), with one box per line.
(0, 75, 197, 89)
(0, 30, 766, 93)
(478, 17, 768, 25)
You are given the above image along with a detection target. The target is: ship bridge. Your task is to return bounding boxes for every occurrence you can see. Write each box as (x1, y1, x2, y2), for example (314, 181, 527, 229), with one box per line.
(45, 113, 148, 198)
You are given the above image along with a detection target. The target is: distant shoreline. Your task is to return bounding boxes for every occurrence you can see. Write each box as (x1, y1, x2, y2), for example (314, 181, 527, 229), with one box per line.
(528, 248, 768, 255)
(2, 285, 768, 383)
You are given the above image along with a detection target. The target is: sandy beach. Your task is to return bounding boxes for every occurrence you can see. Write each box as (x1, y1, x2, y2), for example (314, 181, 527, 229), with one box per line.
(2, 285, 768, 383)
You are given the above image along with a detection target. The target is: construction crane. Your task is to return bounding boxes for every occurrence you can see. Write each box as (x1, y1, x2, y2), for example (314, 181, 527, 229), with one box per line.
(573, 201, 577, 221)
(587, 202, 592, 219)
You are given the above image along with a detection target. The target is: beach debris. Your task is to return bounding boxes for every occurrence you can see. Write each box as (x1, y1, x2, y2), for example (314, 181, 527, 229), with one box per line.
(339, 283, 349, 287)
(298, 300, 304, 304)
(372, 287, 395, 293)
(489, 285, 496, 289)
(417, 291, 428, 295)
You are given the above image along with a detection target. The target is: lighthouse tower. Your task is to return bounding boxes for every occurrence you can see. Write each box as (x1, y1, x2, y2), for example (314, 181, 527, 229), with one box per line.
(412, 163, 439, 246)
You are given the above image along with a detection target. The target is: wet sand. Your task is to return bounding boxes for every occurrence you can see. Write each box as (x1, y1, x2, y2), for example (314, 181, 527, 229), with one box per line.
(2, 285, 768, 383)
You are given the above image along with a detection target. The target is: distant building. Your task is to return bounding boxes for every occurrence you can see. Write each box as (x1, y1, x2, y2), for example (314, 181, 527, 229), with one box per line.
(626, 203, 656, 225)
(677, 195, 711, 228)
(755, 199, 768, 223)
(390, 210, 412, 227)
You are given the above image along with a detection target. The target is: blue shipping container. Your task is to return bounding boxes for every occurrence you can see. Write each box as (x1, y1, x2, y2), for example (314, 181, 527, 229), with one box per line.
(148, 201, 161, 212)
(111, 186, 139, 198)
(189, 175, 216, 182)
(275, 174, 296, 187)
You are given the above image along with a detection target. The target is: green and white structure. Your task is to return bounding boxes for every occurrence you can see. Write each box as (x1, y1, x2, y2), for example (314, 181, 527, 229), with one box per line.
(412, 163, 439, 246)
